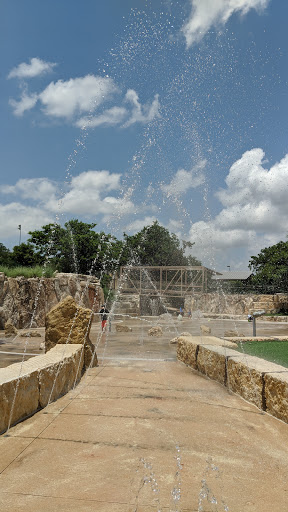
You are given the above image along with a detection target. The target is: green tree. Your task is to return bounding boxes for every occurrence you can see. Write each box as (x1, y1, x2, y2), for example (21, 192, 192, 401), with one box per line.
(10, 243, 42, 267)
(27, 223, 65, 264)
(249, 240, 288, 293)
(123, 221, 201, 266)
(0, 243, 12, 266)
(28, 219, 125, 279)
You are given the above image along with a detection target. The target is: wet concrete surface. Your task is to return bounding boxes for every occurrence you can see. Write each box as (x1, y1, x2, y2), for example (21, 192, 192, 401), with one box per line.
(0, 328, 44, 368)
(1, 317, 288, 510)
(92, 314, 288, 363)
(1, 315, 288, 369)
(2, 357, 288, 510)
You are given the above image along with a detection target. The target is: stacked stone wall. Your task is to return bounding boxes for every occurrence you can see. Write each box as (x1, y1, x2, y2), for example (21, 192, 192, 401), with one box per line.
(184, 293, 288, 316)
(177, 337, 288, 424)
(0, 272, 104, 329)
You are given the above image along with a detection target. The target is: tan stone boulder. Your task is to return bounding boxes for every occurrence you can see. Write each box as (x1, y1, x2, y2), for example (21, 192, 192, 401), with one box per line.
(5, 320, 18, 337)
(224, 330, 245, 337)
(200, 324, 211, 335)
(20, 331, 42, 337)
(170, 332, 191, 344)
(148, 326, 163, 337)
(45, 296, 97, 368)
(115, 324, 132, 332)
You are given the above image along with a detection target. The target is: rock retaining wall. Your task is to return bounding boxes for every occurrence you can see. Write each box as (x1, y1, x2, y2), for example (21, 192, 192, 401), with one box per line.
(0, 272, 104, 329)
(177, 337, 288, 423)
(184, 293, 288, 315)
(0, 344, 84, 434)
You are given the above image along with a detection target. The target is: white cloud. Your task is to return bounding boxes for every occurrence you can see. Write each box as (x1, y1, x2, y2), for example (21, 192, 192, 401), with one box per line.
(2, 178, 57, 201)
(182, 0, 270, 47)
(9, 92, 38, 117)
(38, 75, 118, 119)
(0, 170, 136, 242)
(123, 90, 160, 127)
(46, 170, 134, 218)
(8, 73, 160, 129)
(0, 202, 54, 238)
(124, 216, 157, 233)
(76, 106, 128, 129)
(188, 148, 288, 267)
(215, 148, 288, 232)
(8, 57, 57, 79)
(161, 160, 206, 197)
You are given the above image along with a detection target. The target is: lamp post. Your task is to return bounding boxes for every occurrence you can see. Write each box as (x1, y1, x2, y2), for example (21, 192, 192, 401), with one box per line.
(18, 225, 21, 245)
(227, 265, 230, 271)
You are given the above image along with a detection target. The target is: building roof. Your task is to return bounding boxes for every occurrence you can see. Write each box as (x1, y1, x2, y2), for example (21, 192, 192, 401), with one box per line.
(212, 271, 252, 281)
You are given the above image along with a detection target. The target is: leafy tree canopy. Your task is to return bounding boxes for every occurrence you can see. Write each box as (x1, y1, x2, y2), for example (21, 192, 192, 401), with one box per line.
(1, 220, 201, 289)
(0, 243, 12, 266)
(249, 240, 288, 293)
(123, 221, 201, 267)
(11, 243, 42, 267)
(28, 219, 123, 275)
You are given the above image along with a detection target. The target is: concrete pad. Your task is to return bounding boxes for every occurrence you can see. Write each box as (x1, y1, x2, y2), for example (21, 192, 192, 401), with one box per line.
(0, 493, 130, 512)
(0, 440, 145, 504)
(2, 358, 288, 510)
(75, 382, 191, 401)
(7, 410, 59, 438)
(1, 427, 288, 511)
(0, 436, 33, 473)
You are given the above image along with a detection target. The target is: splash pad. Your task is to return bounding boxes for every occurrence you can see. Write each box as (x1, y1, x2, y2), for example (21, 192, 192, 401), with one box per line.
(2, 3, 288, 510)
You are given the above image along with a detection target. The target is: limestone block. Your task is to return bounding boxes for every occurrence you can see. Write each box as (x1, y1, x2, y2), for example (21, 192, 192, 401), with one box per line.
(116, 324, 132, 332)
(4, 321, 18, 337)
(224, 330, 245, 337)
(197, 345, 230, 385)
(264, 371, 288, 423)
(177, 337, 198, 370)
(37, 345, 84, 407)
(148, 326, 163, 337)
(200, 325, 211, 335)
(45, 296, 97, 368)
(0, 364, 39, 434)
(83, 341, 98, 368)
(170, 332, 191, 344)
(20, 331, 42, 337)
(226, 354, 275, 409)
(0, 344, 85, 433)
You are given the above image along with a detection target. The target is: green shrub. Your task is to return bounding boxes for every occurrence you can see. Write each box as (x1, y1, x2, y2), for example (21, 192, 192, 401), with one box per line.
(0, 265, 55, 278)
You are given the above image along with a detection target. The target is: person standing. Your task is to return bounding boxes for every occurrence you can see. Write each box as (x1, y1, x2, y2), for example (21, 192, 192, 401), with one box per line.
(100, 304, 109, 331)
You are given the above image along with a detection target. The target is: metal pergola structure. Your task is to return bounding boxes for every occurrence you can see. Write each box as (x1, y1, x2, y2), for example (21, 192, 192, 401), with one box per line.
(118, 266, 213, 297)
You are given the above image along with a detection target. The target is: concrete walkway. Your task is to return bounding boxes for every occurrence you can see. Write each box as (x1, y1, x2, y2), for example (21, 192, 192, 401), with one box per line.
(1, 355, 288, 511)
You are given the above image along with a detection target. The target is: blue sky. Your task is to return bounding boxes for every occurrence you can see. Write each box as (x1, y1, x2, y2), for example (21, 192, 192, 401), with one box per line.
(1, 0, 288, 271)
